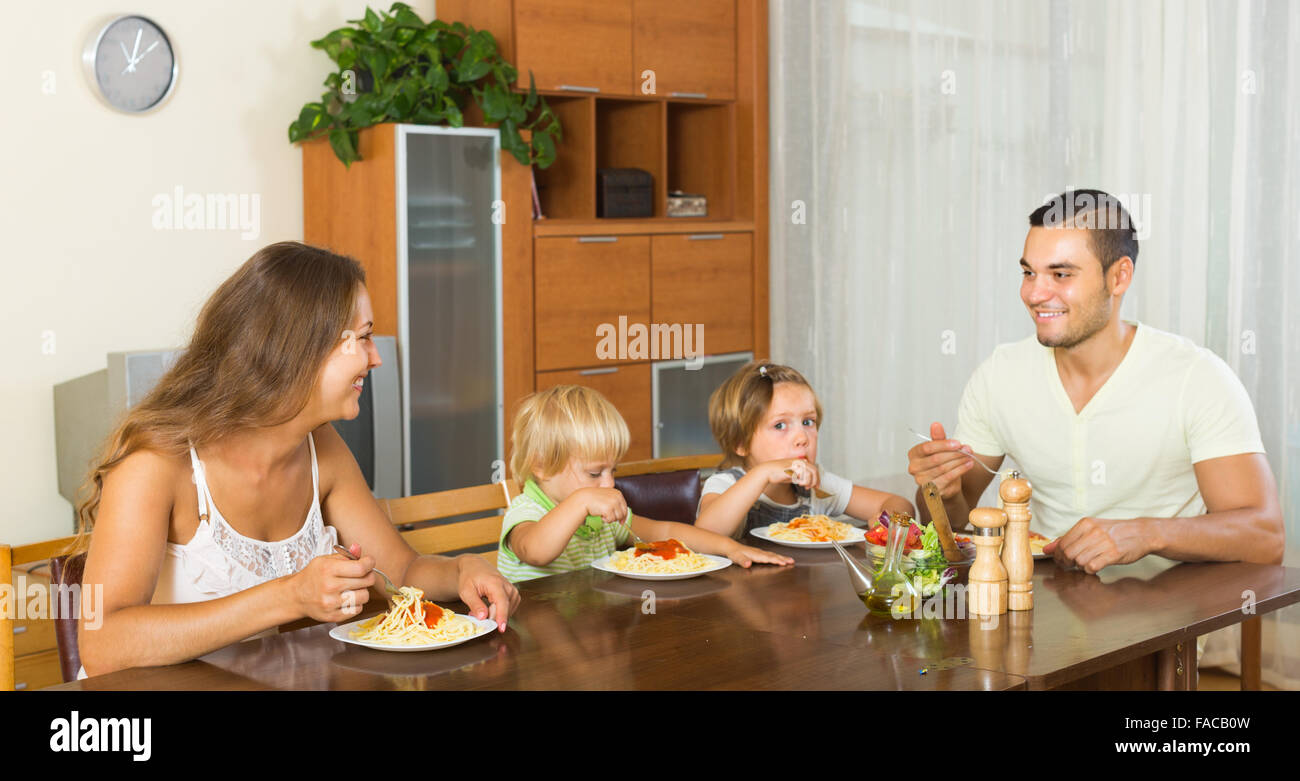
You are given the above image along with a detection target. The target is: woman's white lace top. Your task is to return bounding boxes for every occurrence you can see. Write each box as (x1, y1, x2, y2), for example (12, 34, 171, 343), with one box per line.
(151, 433, 339, 605)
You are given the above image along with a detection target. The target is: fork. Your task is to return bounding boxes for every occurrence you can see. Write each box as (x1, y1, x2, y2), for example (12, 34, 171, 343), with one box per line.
(784, 466, 834, 499)
(908, 428, 1001, 476)
(621, 517, 652, 547)
(333, 544, 402, 597)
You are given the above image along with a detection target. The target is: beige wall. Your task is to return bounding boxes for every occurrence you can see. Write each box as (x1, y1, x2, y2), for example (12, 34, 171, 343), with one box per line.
(2, 1, 436, 545)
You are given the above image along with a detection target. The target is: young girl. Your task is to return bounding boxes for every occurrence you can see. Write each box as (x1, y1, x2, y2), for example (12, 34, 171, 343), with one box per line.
(695, 361, 915, 538)
(497, 385, 793, 582)
(74, 242, 518, 677)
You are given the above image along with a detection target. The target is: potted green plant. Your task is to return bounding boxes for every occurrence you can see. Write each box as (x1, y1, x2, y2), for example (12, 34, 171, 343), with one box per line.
(288, 2, 560, 168)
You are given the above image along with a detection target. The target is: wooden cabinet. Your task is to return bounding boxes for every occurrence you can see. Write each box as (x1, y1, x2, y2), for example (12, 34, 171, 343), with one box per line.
(513, 0, 633, 95)
(534, 236, 651, 371)
(8, 566, 64, 690)
(651, 233, 752, 354)
(453, 0, 736, 99)
(633, 0, 736, 100)
(15, 650, 62, 691)
(383, 1, 770, 458)
(536, 364, 653, 461)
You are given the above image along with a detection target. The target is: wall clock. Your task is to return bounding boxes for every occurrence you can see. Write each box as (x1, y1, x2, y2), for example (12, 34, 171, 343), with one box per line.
(83, 15, 178, 113)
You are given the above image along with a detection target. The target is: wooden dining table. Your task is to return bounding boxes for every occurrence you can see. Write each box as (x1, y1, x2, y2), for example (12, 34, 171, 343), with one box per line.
(49, 540, 1300, 691)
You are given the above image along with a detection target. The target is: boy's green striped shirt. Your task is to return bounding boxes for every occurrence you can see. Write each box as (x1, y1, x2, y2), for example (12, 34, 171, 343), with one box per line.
(496, 482, 631, 583)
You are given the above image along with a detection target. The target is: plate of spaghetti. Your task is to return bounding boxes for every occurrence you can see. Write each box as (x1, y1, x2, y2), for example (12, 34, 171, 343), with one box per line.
(593, 539, 731, 581)
(750, 515, 866, 548)
(329, 586, 495, 652)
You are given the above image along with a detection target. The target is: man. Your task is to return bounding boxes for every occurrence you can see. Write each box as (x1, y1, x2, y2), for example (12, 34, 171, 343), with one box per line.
(908, 189, 1283, 573)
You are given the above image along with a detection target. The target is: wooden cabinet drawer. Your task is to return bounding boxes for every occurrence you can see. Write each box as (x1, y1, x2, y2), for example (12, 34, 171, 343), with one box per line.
(650, 233, 752, 355)
(14, 616, 58, 657)
(535, 236, 650, 371)
(536, 364, 653, 462)
(634, 0, 736, 100)
(514, 0, 633, 95)
(14, 649, 63, 691)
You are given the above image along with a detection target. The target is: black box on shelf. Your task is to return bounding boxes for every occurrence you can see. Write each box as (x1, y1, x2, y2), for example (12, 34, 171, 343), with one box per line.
(596, 168, 653, 218)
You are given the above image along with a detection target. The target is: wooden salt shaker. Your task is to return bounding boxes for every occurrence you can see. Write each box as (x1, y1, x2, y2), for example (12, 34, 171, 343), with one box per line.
(1000, 473, 1034, 611)
(967, 507, 1008, 616)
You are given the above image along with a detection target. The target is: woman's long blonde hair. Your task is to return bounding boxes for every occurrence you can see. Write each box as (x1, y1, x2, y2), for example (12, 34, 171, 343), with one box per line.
(70, 242, 366, 553)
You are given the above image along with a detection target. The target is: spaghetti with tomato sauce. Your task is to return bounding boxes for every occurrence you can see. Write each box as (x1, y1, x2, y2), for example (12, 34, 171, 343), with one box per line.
(350, 586, 477, 646)
(768, 514, 854, 542)
(607, 538, 714, 574)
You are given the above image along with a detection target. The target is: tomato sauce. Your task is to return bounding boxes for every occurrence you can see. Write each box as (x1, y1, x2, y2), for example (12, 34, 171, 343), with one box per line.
(422, 601, 444, 628)
(633, 539, 690, 560)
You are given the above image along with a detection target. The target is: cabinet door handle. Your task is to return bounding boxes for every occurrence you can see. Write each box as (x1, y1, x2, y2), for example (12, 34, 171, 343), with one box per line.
(579, 368, 618, 376)
(671, 91, 708, 99)
(14, 682, 28, 690)
(578, 236, 618, 243)
(558, 84, 600, 93)
(12, 625, 27, 635)
(688, 234, 724, 241)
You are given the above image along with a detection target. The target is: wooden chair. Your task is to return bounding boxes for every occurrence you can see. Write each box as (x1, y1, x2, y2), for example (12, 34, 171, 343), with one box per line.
(615, 453, 722, 477)
(1, 535, 79, 691)
(376, 457, 723, 558)
(379, 479, 521, 564)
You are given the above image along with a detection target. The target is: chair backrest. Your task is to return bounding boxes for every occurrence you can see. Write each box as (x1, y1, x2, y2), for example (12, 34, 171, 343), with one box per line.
(49, 553, 86, 683)
(616, 453, 722, 477)
(614, 454, 722, 524)
(0, 535, 79, 691)
(379, 480, 521, 564)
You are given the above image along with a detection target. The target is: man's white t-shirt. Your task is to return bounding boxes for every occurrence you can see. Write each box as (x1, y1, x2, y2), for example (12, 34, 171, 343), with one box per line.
(953, 322, 1264, 540)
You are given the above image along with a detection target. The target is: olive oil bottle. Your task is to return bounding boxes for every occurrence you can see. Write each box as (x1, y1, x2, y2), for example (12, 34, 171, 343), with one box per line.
(864, 516, 922, 617)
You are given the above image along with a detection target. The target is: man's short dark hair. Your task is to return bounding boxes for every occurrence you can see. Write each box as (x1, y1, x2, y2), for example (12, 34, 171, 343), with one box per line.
(1028, 189, 1139, 273)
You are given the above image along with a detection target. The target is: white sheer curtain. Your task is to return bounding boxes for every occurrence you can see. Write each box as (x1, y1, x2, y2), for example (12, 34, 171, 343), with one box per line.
(769, 0, 1300, 688)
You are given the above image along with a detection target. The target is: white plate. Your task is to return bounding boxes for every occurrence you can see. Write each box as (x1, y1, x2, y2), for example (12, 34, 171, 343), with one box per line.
(591, 552, 732, 581)
(329, 614, 497, 652)
(749, 524, 867, 549)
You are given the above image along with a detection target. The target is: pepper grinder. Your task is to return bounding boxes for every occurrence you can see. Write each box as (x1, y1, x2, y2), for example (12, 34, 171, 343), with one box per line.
(967, 506, 1008, 616)
(1000, 472, 1034, 611)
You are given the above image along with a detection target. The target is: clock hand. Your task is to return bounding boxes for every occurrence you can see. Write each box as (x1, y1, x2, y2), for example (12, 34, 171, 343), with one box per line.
(134, 40, 160, 66)
(131, 28, 142, 63)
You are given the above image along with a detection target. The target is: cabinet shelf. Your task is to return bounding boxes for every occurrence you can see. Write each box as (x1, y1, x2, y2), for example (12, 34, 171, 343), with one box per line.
(533, 95, 737, 222)
(532, 218, 753, 237)
(529, 89, 731, 105)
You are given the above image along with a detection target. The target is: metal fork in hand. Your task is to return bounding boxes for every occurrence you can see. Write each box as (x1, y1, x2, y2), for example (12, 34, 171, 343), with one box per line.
(783, 467, 833, 499)
(618, 516, 651, 548)
(908, 428, 1001, 475)
(333, 544, 402, 596)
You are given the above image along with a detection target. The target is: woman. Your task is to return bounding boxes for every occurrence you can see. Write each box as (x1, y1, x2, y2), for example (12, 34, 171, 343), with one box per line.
(74, 242, 519, 676)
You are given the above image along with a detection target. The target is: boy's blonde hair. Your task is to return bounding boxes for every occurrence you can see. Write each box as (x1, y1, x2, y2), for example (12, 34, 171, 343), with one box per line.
(509, 385, 630, 484)
(708, 360, 823, 469)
